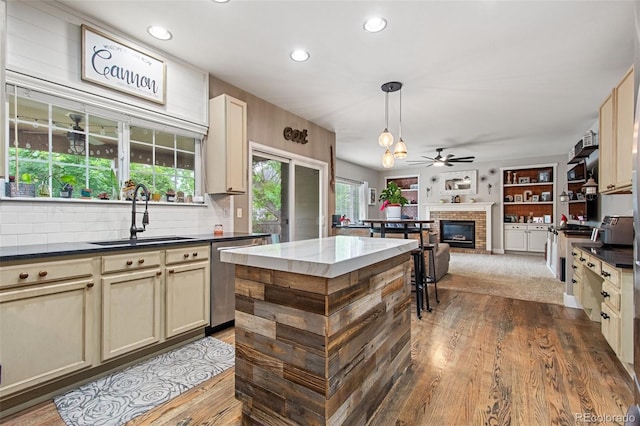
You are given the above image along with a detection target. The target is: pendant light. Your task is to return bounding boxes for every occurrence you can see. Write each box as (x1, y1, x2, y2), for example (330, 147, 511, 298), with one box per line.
(378, 90, 394, 148)
(393, 86, 407, 159)
(582, 175, 598, 200)
(382, 148, 395, 168)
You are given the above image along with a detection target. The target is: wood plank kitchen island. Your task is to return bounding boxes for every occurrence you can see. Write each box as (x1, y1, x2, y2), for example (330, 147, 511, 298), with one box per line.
(220, 236, 418, 425)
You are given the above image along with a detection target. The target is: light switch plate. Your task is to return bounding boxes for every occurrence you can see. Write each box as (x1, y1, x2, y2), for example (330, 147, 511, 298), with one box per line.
(236, 208, 243, 218)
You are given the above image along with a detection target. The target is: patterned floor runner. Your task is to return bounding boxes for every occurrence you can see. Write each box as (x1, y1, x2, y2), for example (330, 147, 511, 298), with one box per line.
(54, 337, 234, 426)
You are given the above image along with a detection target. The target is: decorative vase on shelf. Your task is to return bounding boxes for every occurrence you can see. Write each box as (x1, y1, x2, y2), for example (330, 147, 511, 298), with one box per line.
(385, 205, 402, 220)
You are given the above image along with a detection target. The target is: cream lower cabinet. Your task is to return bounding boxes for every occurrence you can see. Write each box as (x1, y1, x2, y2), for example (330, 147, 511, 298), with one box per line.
(504, 224, 547, 253)
(165, 246, 210, 338)
(0, 258, 95, 398)
(101, 250, 163, 361)
(573, 247, 633, 365)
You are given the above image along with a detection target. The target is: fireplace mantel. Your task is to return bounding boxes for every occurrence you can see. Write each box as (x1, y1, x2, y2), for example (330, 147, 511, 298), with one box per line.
(424, 202, 495, 252)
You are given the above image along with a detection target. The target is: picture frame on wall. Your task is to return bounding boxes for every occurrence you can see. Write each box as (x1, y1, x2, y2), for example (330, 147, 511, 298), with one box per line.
(368, 187, 377, 205)
(538, 170, 551, 183)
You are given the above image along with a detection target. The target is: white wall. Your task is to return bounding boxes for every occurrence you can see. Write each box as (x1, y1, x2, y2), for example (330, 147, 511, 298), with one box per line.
(6, 1, 208, 133)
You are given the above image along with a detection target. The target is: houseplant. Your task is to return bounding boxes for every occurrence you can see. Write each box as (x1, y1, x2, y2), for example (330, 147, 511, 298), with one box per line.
(379, 181, 408, 219)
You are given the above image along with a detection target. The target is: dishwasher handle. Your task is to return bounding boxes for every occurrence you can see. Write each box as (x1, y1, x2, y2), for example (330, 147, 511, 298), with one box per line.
(217, 243, 262, 251)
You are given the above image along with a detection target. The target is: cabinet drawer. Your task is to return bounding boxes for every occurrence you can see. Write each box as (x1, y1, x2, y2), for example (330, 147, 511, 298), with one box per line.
(102, 250, 162, 274)
(166, 245, 210, 265)
(576, 250, 588, 265)
(585, 255, 601, 274)
(504, 224, 526, 230)
(601, 303, 621, 355)
(0, 258, 93, 289)
(572, 260, 582, 278)
(601, 263, 620, 288)
(602, 280, 621, 312)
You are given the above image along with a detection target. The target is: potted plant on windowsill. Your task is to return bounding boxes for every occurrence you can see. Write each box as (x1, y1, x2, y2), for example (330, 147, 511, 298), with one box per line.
(379, 181, 408, 220)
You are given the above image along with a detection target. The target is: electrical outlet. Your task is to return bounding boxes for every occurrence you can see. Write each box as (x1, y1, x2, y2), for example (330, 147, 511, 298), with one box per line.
(236, 208, 243, 218)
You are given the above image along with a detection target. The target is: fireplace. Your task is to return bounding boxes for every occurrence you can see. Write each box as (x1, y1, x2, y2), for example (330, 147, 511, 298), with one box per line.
(440, 220, 476, 249)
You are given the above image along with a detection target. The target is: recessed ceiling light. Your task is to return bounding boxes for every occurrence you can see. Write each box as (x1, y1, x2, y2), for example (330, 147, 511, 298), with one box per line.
(363, 17, 387, 33)
(212, 0, 231, 3)
(147, 25, 172, 40)
(290, 49, 310, 62)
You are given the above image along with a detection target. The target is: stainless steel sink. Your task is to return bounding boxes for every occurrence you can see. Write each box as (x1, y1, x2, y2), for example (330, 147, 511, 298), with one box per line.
(90, 236, 195, 246)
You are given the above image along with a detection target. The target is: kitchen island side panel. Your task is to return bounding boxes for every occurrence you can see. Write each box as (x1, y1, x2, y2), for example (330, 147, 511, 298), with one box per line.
(233, 253, 412, 425)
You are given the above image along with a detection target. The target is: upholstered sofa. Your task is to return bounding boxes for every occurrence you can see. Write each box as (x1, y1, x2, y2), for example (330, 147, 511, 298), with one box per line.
(424, 242, 450, 282)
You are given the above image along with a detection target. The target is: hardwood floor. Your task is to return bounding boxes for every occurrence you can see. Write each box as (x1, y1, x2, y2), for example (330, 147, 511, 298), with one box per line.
(1, 289, 633, 425)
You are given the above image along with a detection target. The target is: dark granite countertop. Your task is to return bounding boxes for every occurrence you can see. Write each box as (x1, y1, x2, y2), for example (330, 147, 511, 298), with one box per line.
(0, 232, 271, 262)
(572, 241, 633, 269)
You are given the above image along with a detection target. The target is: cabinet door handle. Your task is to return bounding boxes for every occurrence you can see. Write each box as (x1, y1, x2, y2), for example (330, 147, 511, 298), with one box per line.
(18, 272, 29, 279)
(138, 258, 145, 264)
(602, 271, 611, 278)
(587, 262, 595, 267)
(38, 271, 48, 277)
(601, 312, 610, 320)
(184, 253, 190, 258)
(571, 279, 577, 283)
(87, 282, 94, 288)
(168, 269, 175, 274)
(192, 252, 198, 257)
(156, 271, 162, 276)
(572, 252, 577, 257)
(572, 265, 577, 270)
(579, 257, 585, 261)
(601, 291, 610, 298)
(126, 260, 133, 266)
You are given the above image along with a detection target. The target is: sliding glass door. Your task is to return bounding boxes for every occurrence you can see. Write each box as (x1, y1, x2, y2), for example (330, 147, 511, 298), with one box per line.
(250, 143, 326, 242)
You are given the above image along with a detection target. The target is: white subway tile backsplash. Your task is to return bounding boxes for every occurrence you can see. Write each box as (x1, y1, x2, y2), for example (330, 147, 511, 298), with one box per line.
(0, 234, 18, 247)
(18, 233, 49, 246)
(0, 196, 230, 248)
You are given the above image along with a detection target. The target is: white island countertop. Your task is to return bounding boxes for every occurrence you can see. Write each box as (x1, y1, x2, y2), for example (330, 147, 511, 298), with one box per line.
(220, 235, 418, 278)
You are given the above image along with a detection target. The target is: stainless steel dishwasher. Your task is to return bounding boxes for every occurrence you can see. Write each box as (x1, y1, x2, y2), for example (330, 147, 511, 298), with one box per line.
(208, 237, 267, 331)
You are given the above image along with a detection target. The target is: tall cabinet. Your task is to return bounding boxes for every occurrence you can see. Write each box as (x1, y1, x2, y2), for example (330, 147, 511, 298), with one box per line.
(384, 175, 420, 219)
(501, 163, 557, 253)
(599, 65, 634, 194)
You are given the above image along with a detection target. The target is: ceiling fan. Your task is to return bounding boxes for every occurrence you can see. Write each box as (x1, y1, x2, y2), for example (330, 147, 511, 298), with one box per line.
(406, 147, 475, 167)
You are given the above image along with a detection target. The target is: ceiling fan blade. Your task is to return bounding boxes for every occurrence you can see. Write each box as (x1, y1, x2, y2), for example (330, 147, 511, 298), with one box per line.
(449, 159, 475, 163)
(406, 161, 432, 165)
(450, 156, 475, 161)
(445, 162, 454, 166)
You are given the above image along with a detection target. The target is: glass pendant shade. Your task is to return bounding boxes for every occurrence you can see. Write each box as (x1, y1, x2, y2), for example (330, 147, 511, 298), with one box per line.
(378, 129, 394, 148)
(382, 148, 395, 168)
(393, 138, 407, 158)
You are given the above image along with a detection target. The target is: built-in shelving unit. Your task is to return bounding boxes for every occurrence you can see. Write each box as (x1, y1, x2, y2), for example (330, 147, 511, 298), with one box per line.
(500, 163, 557, 253)
(385, 175, 420, 219)
(566, 160, 596, 221)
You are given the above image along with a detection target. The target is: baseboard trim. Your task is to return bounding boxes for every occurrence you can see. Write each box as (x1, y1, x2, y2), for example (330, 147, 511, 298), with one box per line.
(563, 293, 582, 309)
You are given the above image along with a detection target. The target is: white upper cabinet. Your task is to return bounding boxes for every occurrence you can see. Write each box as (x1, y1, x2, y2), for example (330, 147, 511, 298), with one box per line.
(206, 94, 248, 194)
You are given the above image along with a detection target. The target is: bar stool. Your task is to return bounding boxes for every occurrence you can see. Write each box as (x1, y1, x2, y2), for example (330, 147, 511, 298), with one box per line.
(411, 248, 431, 318)
(422, 244, 440, 304)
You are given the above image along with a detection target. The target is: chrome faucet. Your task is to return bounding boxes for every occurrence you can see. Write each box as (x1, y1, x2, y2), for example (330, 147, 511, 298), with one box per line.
(130, 183, 150, 240)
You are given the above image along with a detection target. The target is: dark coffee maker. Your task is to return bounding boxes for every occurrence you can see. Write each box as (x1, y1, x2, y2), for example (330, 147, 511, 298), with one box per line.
(332, 214, 341, 227)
